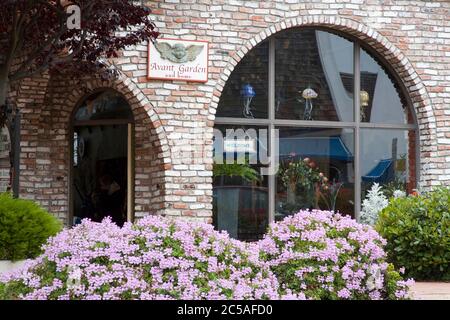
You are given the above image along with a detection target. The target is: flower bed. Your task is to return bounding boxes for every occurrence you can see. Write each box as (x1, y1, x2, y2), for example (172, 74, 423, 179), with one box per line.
(0, 211, 413, 300)
(0, 217, 279, 300)
(259, 210, 413, 300)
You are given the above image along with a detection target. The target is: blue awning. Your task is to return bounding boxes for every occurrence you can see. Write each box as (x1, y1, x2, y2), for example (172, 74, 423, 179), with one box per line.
(279, 136, 353, 161)
(362, 159, 394, 183)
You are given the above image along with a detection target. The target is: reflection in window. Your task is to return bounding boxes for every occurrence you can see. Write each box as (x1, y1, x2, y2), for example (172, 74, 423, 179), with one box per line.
(213, 27, 416, 241)
(361, 129, 415, 198)
(275, 29, 354, 121)
(75, 91, 133, 121)
(216, 42, 269, 119)
(213, 125, 268, 241)
(360, 48, 409, 124)
(275, 128, 355, 220)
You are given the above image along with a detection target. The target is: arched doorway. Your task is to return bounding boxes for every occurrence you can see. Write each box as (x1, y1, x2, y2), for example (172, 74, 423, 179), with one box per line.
(70, 89, 135, 226)
(213, 27, 418, 241)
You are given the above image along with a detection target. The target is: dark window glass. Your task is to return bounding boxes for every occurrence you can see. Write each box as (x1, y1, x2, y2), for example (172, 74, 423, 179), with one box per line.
(213, 125, 269, 241)
(216, 42, 269, 119)
(75, 91, 133, 122)
(275, 29, 354, 121)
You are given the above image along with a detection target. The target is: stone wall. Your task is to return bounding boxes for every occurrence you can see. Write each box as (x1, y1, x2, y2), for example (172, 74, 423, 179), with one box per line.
(8, 0, 450, 223)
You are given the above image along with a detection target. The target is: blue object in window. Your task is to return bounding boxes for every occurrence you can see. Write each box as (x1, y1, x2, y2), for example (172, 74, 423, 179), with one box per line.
(240, 84, 256, 98)
(279, 136, 354, 162)
(362, 159, 394, 183)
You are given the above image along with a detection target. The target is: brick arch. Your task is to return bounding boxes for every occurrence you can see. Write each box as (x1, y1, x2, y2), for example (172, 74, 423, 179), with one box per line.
(62, 74, 170, 158)
(30, 74, 171, 221)
(208, 16, 436, 188)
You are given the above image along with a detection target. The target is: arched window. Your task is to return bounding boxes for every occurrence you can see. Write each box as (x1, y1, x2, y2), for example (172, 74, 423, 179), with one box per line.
(74, 90, 133, 122)
(213, 28, 417, 241)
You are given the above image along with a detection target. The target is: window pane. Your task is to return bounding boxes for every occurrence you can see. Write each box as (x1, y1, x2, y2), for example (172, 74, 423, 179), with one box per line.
(75, 91, 133, 121)
(275, 127, 355, 220)
(360, 48, 411, 124)
(275, 29, 354, 121)
(216, 41, 269, 119)
(213, 125, 269, 241)
(360, 129, 416, 201)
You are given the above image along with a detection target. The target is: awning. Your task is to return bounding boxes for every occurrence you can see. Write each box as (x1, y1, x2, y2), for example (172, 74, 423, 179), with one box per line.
(279, 136, 353, 161)
(362, 159, 394, 183)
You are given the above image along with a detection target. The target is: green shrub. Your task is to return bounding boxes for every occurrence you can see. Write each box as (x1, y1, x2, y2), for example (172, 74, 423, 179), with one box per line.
(0, 193, 62, 261)
(376, 187, 450, 280)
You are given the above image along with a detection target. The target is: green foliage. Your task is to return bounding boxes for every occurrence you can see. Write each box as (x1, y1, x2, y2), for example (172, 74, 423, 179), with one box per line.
(279, 158, 327, 190)
(382, 179, 407, 199)
(278, 158, 328, 212)
(213, 161, 260, 182)
(0, 193, 62, 261)
(384, 264, 406, 300)
(376, 187, 450, 280)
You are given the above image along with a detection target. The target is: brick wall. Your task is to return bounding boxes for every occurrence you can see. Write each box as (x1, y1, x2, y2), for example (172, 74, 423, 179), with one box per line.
(13, 74, 171, 222)
(8, 0, 450, 223)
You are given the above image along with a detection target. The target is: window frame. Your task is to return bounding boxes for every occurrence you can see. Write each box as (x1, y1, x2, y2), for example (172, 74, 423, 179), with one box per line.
(214, 28, 418, 223)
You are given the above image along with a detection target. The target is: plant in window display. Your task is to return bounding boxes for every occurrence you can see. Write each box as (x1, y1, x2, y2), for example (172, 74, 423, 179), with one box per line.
(278, 156, 328, 214)
(213, 160, 261, 183)
(212, 158, 263, 241)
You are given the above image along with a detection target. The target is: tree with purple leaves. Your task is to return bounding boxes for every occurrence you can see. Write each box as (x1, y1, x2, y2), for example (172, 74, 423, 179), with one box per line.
(0, 0, 159, 127)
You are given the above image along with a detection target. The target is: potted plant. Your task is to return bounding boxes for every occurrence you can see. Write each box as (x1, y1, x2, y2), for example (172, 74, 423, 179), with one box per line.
(212, 160, 261, 238)
(0, 193, 61, 274)
(278, 157, 328, 214)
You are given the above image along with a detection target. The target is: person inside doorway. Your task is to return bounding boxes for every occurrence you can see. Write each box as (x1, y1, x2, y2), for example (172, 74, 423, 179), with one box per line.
(92, 174, 126, 226)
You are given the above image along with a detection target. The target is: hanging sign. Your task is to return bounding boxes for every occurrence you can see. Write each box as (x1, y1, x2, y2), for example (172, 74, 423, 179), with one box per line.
(148, 38, 209, 82)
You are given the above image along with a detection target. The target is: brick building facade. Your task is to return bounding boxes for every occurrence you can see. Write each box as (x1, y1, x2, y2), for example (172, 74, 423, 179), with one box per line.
(1, 0, 449, 227)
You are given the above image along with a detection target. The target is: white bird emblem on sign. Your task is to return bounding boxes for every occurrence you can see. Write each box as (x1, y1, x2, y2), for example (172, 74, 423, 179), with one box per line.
(154, 42, 204, 63)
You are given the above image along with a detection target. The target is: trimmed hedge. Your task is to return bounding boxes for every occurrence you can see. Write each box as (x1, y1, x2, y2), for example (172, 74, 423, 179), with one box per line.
(376, 188, 450, 280)
(0, 193, 62, 260)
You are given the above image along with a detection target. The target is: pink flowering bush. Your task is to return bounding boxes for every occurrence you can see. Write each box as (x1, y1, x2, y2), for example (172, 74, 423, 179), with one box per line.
(0, 210, 413, 300)
(0, 216, 280, 300)
(258, 210, 413, 300)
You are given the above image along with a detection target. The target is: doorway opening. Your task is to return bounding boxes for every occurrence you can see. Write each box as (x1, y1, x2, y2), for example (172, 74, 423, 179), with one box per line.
(70, 90, 134, 226)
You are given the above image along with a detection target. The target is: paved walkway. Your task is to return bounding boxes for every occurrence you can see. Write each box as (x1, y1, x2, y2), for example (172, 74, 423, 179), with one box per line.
(410, 282, 450, 300)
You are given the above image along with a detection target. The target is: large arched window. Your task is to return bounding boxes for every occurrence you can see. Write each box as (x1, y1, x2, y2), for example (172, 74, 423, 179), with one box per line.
(213, 28, 417, 241)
